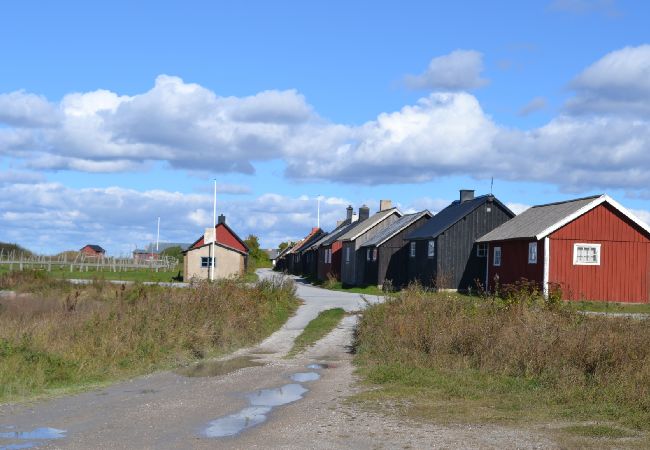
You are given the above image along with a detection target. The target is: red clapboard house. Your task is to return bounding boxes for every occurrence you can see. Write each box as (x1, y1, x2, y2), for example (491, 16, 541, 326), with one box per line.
(476, 195, 650, 303)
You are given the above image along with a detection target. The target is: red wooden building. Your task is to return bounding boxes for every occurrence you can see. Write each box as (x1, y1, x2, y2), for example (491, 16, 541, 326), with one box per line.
(477, 195, 650, 303)
(80, 244, 105, 257)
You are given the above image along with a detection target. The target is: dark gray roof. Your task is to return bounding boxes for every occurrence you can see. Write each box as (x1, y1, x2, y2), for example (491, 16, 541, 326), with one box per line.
(407, 194, 514, 240)
(476, 195, 600, 242)
(362, 211, 432, 247)
(339, 208, 402, 241)
(294, 229, 326, 254)
(319, 220, 360, 247)
(306, 220, 350, 251)
(264, 249, 279, 259)
(136, 242, 191, 254)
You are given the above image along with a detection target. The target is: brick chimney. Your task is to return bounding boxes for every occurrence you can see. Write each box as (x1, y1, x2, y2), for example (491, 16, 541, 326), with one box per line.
(460, 190, 475, 203)
(359, 205, 370, 221)
(379, 199, 392, 211)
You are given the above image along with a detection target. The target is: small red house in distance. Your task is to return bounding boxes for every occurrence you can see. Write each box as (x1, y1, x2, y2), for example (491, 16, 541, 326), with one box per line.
(80, 244, 105, 257)
(477, 195, 650, 303)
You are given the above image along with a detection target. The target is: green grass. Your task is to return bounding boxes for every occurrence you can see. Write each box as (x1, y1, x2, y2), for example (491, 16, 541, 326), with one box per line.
(287, 308, 345, 357)
(0, 266, 182, 282)
(574, 300, 650, 314)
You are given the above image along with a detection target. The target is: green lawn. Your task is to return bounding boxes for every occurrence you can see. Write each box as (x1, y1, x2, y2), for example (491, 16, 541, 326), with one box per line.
(573, 300, 650, 314)
(287, 308, 345, 357)
(0, 266, 182, 282)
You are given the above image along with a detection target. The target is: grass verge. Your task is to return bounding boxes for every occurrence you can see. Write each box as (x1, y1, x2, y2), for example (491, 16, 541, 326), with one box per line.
(1, 266, 183, 282)
(0, 271, 299, 403)
(287, 308, 345, 357)
(353, 284, 650, 447)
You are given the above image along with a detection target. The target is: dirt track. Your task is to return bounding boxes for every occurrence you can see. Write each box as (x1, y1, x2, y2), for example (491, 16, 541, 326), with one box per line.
(0, 270, 554, 449)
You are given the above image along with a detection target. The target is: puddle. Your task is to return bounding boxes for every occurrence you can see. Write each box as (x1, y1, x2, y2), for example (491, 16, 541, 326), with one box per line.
(306, 363, 329, 369)
(290, 372, 321, 382)
(203, 384, 308, 438)
(177, 356, 264, 378)
(246, 384, 308, 407)
(204, 406, 272, 437)
(0, 427, 66, 450)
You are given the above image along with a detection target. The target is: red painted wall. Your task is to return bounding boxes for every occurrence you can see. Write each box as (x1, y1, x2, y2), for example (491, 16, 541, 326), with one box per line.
(487, 239, 544, 289)
(549, 203, 650, 303)
(318, 241, 344, 281)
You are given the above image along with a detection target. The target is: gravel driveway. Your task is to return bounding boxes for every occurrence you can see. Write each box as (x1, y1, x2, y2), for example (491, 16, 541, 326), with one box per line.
(0, 270, 554, 449)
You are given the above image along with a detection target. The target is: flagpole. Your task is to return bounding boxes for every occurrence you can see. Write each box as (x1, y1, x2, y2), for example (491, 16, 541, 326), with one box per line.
(210, 179, 216, 281)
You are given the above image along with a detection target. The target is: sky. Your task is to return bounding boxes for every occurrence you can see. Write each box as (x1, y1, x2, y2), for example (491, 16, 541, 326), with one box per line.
(2, 0, 650, 255)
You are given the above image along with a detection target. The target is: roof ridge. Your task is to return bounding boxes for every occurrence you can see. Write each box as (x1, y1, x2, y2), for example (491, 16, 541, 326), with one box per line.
(530, 194, 602, 209)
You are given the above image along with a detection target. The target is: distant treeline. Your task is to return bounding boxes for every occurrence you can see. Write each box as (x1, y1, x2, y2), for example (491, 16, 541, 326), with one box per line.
(0, 242, 33, 256)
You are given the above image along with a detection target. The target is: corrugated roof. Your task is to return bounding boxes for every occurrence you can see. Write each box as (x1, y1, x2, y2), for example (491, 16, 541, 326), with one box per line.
(362, 211, 432, 247)
(339, 208, 403, 241)
(408, 194, 513, 240)
(476, 195, 600, 242)
(305, 220, 349, 251)
(318, 220, 359, 247)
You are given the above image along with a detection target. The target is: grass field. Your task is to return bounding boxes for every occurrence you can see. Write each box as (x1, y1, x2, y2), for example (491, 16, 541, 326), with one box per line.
(287, 308, 345, 357)
(0, 265, 182, 282)
(353, 286, 650, 447)
(0, 270, 299, 403)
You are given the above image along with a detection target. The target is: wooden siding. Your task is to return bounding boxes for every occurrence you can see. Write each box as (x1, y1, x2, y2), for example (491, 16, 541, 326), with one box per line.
(340, 213, 401, 286)
(317, 240, 344, 281)
(486, 239, 544, 289)
(410, 201, 513, 290)
(549, 203, 650, 303)
(365, 215, 430, 287)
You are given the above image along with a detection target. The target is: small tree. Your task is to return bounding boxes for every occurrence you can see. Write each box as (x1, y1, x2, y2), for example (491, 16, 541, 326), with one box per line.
(244, 235, 271, 269)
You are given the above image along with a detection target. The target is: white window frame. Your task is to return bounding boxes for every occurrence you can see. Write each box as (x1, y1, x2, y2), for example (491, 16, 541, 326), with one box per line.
(366, 248, 372, 261)
(573, 243, 601, 266)
(493, 247, 501, 267)
(427, 240, 435, 258)
(409, 241, 416, 258)
(345, 247, 351, 264)
(372, 248, 377, 262)
(528, 242, 537, 264)
(476, 243, 487, 258)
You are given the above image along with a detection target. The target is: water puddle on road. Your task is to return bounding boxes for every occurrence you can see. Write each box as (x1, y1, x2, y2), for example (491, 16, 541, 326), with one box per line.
(306, 363, 329, 369)
(202, 362, 332, 438)
(204, 384, 308, 437)
(0, 427, 66, 450)
(290, 372, 320, 382)
(177, 356, 264, 378)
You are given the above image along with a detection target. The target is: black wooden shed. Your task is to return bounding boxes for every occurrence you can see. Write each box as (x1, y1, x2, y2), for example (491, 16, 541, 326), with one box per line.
(405, 190, 514, 291)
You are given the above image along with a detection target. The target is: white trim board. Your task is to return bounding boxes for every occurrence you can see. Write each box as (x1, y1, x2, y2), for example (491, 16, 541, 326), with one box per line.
(535, 194, 650, 240)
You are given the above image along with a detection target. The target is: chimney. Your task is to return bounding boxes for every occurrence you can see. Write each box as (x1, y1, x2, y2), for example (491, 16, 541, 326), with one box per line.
(346, 205, 353, 222)
(379, 199, 392, 211)
(204, 227, 215, 243)
(460, 190, 475, 203)
(218, 214, 226, 225)
(359, 205, 370, 221)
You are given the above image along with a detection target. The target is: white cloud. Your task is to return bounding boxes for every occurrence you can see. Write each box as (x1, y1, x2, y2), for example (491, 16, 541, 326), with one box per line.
(0, 182, 355, 254)
(506, 202, 531, 215)
(0, 75, 313, 174)
(518, 96, 547, 116)
(567, 45, 650, 115)
(0, 90, 59, 127)
(404, 50, 489, 91)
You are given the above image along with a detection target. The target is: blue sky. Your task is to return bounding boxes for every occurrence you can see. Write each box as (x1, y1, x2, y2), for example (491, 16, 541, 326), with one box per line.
(2, 0, 650, 254)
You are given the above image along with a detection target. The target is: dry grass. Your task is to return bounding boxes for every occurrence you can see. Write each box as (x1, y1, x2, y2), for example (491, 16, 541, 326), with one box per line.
(0, 271, 298, 402)
(354, 281, 650, 436)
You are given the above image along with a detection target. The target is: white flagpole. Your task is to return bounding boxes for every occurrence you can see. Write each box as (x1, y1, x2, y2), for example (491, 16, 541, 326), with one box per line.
(317, 196, 321, 228)
(156, 217, 160, 252)
(210, 179, 216, 281)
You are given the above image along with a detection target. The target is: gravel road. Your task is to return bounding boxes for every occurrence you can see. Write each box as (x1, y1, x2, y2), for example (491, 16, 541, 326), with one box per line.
(0, 270, 555, 449)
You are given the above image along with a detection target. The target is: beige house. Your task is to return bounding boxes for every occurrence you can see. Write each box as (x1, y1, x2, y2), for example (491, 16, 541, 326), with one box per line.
(183, 215, 249, 281)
